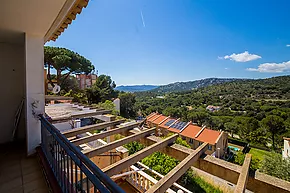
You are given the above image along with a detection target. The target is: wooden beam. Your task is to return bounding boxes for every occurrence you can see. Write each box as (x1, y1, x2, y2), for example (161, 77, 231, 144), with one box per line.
(71, 122, 140, 146)
(102, 134, 178, 176)
(52, 109, 111, 123)
(146, 142, 208, 193)
(84, 128, 156, 158)
(133, 132, 290, 193)
(62, 119, 125, 138)
(235, 154, 252, 193)
(70, 110, 111, 119)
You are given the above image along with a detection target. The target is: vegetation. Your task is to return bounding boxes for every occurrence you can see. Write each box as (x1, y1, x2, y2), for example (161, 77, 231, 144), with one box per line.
(119, 92, 137, 118)
(135, 75, 290, 151)
(175, 137, 191, 148)
(180, 169, 223, 193)
(151, 78, 242, 93)
(231, 151, 261, 170)
(249, 147, 273, 161)
(86, 75, 117, 104)
(44, 46, 94, 88)
(260, 153, 290, 182)
(124, 137, 222, 192)
(123, 141, 145, 155)
(142, 152, 179, 174)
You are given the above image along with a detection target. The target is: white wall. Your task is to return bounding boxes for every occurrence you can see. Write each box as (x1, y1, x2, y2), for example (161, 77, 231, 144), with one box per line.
(113, 98, 120, 114)
(25, 34, 45, 155)
(282, 139, 290, 159)
(0, 32, 26, 144)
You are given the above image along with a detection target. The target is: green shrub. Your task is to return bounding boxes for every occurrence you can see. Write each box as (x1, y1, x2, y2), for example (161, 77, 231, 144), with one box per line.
(260, 153, 290, 181)
(141, 152, 179, 175)
(180, 169, 223, 193)
(94, 100, 118, 115)
(123, 141, 144, 155)
(232, 152, 261, 170)
(175, 137, 191, 148)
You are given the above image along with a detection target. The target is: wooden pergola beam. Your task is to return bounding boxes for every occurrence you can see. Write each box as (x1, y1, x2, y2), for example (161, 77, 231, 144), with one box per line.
(71, 109, 111, 119)
(71, 122, 140, 146)
(102, 134, 178, 176)
(84, 128, 156, 158)
(62, 119, 125, 138)
(146, 142, 208, 193)
(51, 109, 111, 123)
(235, 154, 252, 193)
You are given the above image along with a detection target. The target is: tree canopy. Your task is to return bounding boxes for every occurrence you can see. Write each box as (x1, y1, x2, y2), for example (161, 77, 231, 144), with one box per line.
(44, 46, 94, 88)
(119, 92, 137, 118)
(86, 75, 117, 104)
(134, 75, 290, 150)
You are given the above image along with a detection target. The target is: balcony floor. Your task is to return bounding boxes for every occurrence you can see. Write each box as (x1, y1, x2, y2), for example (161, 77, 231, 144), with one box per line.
(0, 141, 49, 193)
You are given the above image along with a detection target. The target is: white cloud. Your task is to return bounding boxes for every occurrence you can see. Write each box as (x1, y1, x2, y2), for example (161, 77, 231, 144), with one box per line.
(218, 51, 261, 62)
(224, 68, 229, 70)
(246, 61, 290, 73)
(286, 44, 290, 47)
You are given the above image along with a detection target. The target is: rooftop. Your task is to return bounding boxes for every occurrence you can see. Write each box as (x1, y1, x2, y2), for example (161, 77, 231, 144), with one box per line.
(146, 113, 222, 145)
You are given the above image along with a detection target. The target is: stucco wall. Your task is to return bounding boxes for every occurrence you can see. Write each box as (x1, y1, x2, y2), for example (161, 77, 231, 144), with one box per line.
(282, 139, 290, 158)
(0, 33, 26, 144)
(25, 34, 45, 155)
(215, 132, 228, 158)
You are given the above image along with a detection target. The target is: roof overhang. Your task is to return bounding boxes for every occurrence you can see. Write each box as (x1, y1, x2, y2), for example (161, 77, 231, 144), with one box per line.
(45, 0, 89, 42)
(0, 0, 89, 43)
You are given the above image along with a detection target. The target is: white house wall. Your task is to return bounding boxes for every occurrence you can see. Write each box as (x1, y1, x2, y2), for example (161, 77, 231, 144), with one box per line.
(0, 32, 26, 144)
(282, 140, 290, 159)
(25, 34, 45, 155)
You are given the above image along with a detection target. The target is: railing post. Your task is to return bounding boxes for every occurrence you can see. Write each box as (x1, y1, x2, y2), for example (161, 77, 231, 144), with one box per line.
(38, 115, 124, 193)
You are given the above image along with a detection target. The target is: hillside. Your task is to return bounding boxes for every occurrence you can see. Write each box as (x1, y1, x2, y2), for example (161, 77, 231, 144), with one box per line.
(115, 85, 158, 92)
(197, 75, 290, 100)
(134, 75, 290, 153)
(151, 78, 244, 93)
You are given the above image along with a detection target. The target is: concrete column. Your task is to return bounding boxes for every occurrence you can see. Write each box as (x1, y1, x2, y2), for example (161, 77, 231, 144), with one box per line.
(25, 34, 45, 155)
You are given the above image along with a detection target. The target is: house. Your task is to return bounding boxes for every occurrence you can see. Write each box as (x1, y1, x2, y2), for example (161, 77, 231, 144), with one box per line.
(76, 73, 97, 89)
(206, 105, 222, 112)
(282, 137, 290, 159)
(146, 113, 228, 158)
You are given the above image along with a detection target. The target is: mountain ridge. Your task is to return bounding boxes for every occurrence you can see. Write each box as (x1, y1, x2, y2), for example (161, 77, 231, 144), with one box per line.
(115, 85, 158, 92)
(115, 78, 248, 93)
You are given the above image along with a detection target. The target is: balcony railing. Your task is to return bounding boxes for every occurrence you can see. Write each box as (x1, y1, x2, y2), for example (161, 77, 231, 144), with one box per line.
(39, 114, 125, 193)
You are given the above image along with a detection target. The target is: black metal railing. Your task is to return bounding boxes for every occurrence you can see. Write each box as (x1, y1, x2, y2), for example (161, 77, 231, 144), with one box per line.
(39, 115, 125, 193)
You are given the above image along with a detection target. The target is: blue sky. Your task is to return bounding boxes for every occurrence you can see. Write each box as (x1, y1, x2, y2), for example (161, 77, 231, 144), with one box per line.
(46, 0, 290, 86)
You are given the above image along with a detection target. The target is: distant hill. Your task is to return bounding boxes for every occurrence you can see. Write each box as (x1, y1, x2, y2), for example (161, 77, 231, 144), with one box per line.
(115, 85, 158, 92)
(151, 78, 246, 93)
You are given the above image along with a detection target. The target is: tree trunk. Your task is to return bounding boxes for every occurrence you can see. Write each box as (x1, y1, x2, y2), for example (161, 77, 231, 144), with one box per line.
(60, 71, 72, 86)
(47, 64, 55, 88)
(272, 133, 275, 149)
(56, 69, 61, 85)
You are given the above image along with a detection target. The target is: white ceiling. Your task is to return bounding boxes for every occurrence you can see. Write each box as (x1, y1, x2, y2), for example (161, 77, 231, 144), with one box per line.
(0, 0, 67, 37)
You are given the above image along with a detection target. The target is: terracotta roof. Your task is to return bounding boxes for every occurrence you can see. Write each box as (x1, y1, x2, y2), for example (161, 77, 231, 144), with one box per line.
(147, 113, 157, 120)
(195, 128, 221, 145)
(168, 127, 181, 133)
(146, 113, 223, 145)
(147, 113, 159, 122)
(48, 0, 90, 41)
(180, 124, 221, 145)
(180, 124, 201, 139)
(152, 115, 168, 125)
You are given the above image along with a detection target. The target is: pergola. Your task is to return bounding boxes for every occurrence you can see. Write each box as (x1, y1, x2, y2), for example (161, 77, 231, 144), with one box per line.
(56, 109, 276, 193)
